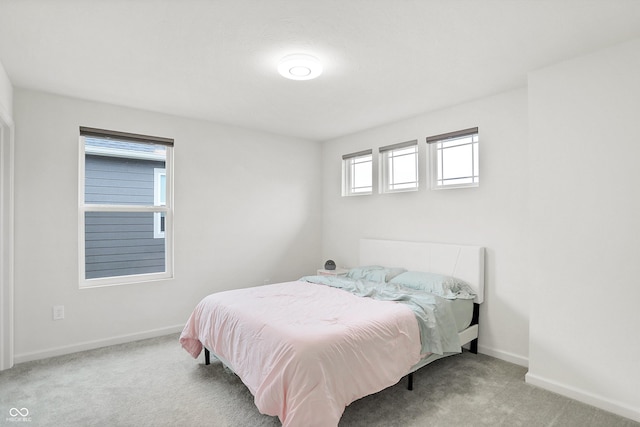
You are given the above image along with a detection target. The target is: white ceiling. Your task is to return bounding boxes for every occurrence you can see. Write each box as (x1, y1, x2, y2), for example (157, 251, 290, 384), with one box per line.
(1, 0, 640, 141)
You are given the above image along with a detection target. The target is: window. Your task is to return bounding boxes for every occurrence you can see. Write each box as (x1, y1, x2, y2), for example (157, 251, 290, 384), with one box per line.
(379, 140, 418, 193)
(79, 127, 173, 287)
(427, 127, 479, 189)
(342, 150, 373, 196)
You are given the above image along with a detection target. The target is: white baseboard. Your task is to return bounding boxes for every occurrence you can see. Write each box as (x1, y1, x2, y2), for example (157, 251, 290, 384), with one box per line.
(525, 372, 640, 423)
(478, 344, 529, 367)
(14, 324, 184, 364)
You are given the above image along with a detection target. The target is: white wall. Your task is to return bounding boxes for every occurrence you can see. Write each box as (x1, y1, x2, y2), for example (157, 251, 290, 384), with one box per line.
(0, 60, 12, 119)
(527, 38, 640, 422)
(322, 88, 530, 366)
(13, 89, 323, 361)
(0, 59, 15, 371)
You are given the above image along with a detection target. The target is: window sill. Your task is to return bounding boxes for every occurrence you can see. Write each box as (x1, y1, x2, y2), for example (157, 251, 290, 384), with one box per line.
(79, 272, 173, 289)
(432, 183, 479, 190)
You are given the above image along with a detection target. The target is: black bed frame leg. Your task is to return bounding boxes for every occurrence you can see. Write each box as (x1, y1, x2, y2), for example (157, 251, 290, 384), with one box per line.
(470, 338, 478, 354)
(407, 373, 414, 391)
(204, 348, 210, 365)
(470, 303, 480, 354)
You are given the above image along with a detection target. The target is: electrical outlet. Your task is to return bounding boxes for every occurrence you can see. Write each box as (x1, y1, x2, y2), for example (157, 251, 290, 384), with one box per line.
(52, 305, 65, 320)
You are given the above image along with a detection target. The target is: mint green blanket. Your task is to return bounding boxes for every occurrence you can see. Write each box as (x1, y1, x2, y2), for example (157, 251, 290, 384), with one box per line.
(299, 275, 461, 355)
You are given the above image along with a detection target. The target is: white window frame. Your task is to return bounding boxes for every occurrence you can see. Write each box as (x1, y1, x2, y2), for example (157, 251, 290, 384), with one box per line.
(342, 150, 373, 196)
(379, 140, 418, 193)
(78, 127, 174, 288)
(427, 127, 479, 190)
(153, 168, 166, 239)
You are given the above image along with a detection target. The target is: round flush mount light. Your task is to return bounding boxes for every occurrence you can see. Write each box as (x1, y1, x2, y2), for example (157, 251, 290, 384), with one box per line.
(278, 54, 322, 81)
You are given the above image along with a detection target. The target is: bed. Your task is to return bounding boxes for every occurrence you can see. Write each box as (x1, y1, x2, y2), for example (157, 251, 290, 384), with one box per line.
(180, 239, 485, 426)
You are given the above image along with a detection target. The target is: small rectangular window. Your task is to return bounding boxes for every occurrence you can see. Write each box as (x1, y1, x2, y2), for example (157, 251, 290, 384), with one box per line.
(379, 140, 418, 193)
(342, 150, 373, 196)
(79, 127, 174, 287)
(427, 127, 479, 189)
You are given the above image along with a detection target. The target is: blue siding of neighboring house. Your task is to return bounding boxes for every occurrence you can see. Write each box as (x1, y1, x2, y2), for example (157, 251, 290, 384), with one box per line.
(85, 155, 165, 279)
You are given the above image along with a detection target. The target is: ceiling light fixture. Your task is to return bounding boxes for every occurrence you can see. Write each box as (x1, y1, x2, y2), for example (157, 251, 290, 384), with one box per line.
(278, 54, 322, 81)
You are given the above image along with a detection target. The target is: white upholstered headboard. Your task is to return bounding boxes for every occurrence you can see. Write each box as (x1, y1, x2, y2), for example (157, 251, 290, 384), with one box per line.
(359, 239, 485, 304)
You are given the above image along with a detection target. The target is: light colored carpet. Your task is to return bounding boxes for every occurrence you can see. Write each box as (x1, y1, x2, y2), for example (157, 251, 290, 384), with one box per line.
(0, 334, 636, 426)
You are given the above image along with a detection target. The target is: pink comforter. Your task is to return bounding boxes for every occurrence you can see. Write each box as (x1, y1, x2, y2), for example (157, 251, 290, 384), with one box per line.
(180, 281, 422, 427)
